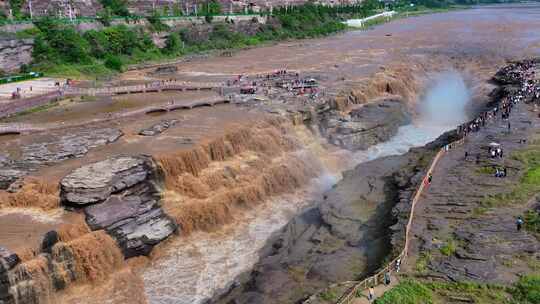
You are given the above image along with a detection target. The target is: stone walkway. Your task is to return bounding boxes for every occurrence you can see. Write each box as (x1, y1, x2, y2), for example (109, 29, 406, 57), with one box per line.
(407, 100, 540, 283)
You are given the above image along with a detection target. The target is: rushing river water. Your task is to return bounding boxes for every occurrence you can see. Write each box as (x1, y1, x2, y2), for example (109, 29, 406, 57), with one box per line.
(142, 71, 473, 303)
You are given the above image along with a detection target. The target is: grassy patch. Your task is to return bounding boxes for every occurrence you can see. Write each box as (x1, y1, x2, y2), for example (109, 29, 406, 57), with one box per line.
(415, 252, 432, 273)
(511, 274, 540, 304)
(481, 145, 540, 208)
(524, 210, 540, 234)
(33, 62, 114, 80)
(376, 274, 540, 304)
(374, 280, 433, 304)
(427, 281, 509, 304)
(476, 166, 497, 175)
(439, 238, 457, 257)
(319, 289, 338, 301)
(14, 27, 41, 39)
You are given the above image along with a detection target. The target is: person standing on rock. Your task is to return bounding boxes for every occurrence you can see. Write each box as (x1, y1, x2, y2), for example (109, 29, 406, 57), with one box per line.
(516, 216, 524, 231)
(427, 173, 433, 185)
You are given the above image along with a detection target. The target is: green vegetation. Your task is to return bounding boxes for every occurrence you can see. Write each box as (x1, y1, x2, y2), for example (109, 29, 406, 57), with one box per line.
(14, 0, 490, 78)
(482, 144, 540, 208)
(439, 238, 457, 256)
(99, 0, 130, 17)
(26, 3, 355, 78)
(415, 252, 432, 273)
(376, 275, 540, 304)
(30, 17, 157, 77)
(147, 12, 170, 32)
(374, 280, 433, 304)
(511, 274, 540, 304)
(319, 289, 338, 301)
(524, 210, 540, 233)
(476, 165, 497, 175)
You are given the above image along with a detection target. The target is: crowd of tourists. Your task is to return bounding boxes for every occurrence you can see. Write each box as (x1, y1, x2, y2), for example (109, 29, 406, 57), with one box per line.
(365, 60, 539, 303)
(228, 69, 322, 100)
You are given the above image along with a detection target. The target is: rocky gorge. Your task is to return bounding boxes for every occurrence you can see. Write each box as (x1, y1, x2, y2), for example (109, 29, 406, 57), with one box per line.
(210, 60, 540, 304)
(1, 5, 540, 304)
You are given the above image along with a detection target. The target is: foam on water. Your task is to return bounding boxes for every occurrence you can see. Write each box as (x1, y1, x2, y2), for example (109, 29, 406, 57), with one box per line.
(142, 71, 472, 303)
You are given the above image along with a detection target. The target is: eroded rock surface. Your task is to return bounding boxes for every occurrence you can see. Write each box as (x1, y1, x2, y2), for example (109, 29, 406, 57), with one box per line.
(22, 128, 123, 164)
(60, 155, 177, 258)
(139, 119, 179, 136)
(321, 99, 410, 150)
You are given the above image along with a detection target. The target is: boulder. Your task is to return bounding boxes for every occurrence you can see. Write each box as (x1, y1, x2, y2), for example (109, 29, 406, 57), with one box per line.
(60, 155, 177, 258)
(139, 119, 179, 136)
(60, 156, 153, 206)
(0, 246, 19, 304)
(0, 169, 25, 190)
(84, 195, 177, 257)
(321, 99, 410, 150)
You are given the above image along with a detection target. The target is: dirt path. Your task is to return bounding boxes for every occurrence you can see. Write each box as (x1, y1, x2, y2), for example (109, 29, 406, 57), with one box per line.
(406, 99, 540, 283)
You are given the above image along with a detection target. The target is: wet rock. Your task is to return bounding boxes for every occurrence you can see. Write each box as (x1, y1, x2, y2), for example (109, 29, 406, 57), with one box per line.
(22, 128, 123, 164)
(60, 155, 178, 258)
(139, 119, 179, 136)
(84, 196, 177, 257)
(0, 168, 25, 190)
(321, 99, 410, 150)
(41, 230, 60, 254)
(0, 247, 17, 304)
(0, 247, 20, 271)
(60, 156, 153, 206)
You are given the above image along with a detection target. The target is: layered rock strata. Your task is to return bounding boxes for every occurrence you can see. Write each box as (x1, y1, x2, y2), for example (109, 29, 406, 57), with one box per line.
(320, 99, 410, 151)
(60, 155, 178, 258)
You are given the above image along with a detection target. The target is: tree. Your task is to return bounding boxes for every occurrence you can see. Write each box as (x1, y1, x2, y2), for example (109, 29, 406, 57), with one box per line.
(97, 8, 112, 26)
(83, 30, 111, 58)
(99, 0, 130, 17)
(165, 32, 182, 54)
(104, 54, 123, 71)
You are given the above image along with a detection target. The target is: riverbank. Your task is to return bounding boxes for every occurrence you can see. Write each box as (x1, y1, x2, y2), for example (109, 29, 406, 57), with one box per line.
(3, 2, 471, 80)
(364, 59, 540, 303)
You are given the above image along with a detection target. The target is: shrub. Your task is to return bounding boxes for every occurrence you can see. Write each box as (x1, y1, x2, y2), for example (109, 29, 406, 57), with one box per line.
(375, 280, 433, 304)
(511, 274, 540, 304)
(99, 0, 130, 17)
(104, 55, 123, 71)
(524, 210, 540, 233)
(164, 32, 182, 54)
(147, 12, 170, 32)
